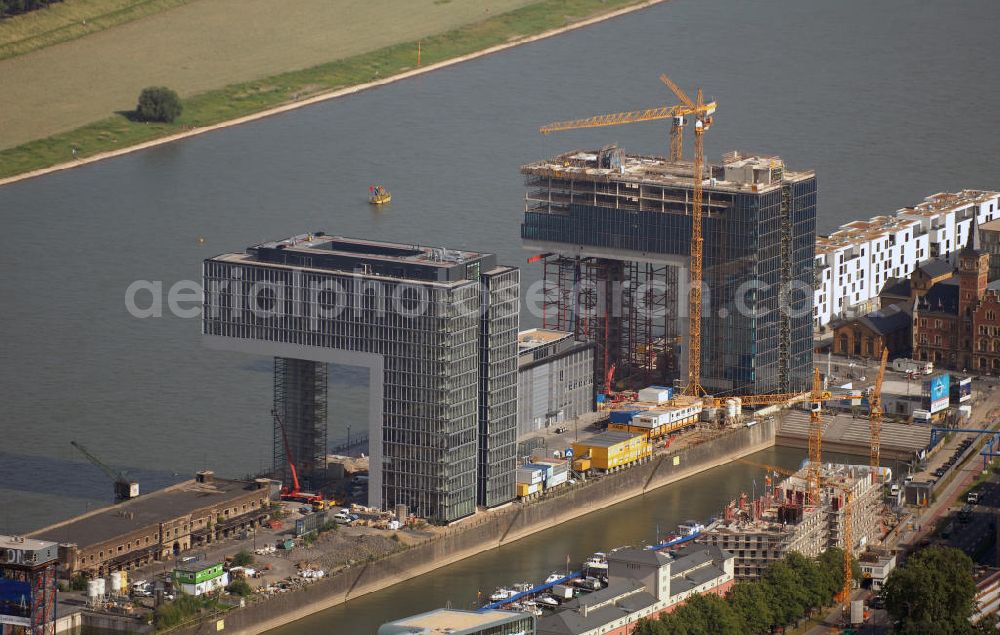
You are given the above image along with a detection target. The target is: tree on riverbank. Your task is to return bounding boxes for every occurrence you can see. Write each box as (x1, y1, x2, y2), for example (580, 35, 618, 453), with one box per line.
(136, 86, 182, 123)
(634, 547, 856, 635)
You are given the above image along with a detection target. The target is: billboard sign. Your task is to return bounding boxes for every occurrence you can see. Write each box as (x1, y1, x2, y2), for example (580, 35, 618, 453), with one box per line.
(925, 374, 951, 414)
(952, 377, 972, 403)
(0, 575, 31, 625)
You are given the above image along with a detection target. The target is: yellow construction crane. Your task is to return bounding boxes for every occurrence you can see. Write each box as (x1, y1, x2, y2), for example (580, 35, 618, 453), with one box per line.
(808, 368, 824, 504)
(839, 490, 854, 608)
(678, 84, 714, 398)
(537, 73, 715, 398)
(870, 347, 889, 482)
(538, 74, 716, 163)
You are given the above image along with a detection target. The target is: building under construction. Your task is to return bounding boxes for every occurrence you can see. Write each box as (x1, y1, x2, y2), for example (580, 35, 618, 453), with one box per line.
(521, 148, 816, 395)
(697, 463, 883, 579)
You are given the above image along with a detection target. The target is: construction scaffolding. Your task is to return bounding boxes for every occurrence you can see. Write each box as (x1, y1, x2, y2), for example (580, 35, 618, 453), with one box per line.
(522, 147, 817, 395)
(698, 463, 883, 580)
(273, 357, 328, 489)
(541, 255, 678, 389)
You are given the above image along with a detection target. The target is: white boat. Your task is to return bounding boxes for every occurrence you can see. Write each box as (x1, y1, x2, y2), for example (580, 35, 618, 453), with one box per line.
(677, 520, 705, 535)
(489, 587, 516, 602)
(544, 572, 564, 584)
(512, 582, 534, 593)
(536, 595, 560, 607)
(583, 552, 608, 570)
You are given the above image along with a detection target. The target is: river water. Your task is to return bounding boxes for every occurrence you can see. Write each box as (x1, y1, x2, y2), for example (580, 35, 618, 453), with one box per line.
(270, 446, 899, 635)
(0, 0, 996, 626)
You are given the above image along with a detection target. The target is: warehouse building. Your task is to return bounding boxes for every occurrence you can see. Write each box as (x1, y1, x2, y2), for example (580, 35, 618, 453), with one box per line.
(535, 544, 734, 635)
(517, 329, 594, 439)
(27, 471, 270, 577)
(378, 608, 535, 635)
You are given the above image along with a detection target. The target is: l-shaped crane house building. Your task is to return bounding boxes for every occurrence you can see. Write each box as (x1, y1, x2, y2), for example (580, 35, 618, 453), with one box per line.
(521, 148, 817, 395)
(203, 235, 519, 524)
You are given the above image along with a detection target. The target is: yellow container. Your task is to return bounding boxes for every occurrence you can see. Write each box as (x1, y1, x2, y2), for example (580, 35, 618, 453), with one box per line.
(517, 482, 539, 497)
(572, 431, 651, 471)
(572, 457, 591, 472)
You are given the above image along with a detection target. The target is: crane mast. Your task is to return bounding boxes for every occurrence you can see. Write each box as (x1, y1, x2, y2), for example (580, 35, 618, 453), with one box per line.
(807, 367, 823, 503)
(841, 491, 854, 607)
(685, 91, 709, 397)
(870, 347, 889, 482)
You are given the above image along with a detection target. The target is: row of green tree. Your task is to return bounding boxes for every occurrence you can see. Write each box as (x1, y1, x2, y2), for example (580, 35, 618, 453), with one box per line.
(0, 0, 62, 18)
(883, 546, 996, 635)
(636, 545, 994, 635)
(634, 548, 858, 635)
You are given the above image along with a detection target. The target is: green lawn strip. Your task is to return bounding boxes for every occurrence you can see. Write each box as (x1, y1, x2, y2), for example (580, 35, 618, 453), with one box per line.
(0, 0, 195, 61)
(0, 0, 647, 179)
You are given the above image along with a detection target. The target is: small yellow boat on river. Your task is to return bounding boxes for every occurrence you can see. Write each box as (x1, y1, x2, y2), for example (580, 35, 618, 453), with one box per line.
(368, 185, 391, 205)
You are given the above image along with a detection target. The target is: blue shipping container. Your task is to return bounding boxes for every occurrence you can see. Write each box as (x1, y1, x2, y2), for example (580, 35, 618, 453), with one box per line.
(609, 409, 642, 424)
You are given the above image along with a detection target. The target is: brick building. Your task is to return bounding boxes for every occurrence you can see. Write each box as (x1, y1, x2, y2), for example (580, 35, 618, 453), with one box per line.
(856, 246, 1000, 373)
(27, 471, 271, 577)
(831, 303, 911, 359)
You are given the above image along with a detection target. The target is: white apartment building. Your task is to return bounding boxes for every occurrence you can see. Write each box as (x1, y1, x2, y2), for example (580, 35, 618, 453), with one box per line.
(814, 190, 1000, 328)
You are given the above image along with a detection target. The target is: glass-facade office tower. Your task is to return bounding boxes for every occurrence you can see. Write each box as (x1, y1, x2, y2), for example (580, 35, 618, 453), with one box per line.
(521, 149, 816, 395)
(203, 234, 518, 522)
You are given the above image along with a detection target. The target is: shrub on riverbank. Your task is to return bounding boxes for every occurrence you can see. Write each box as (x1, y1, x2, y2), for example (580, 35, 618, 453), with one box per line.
(136, 86, 182, 123)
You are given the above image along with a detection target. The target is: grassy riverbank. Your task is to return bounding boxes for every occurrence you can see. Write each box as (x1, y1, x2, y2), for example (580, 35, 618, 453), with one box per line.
(0, 0, 656, 180)
(0, 0, 194, 60)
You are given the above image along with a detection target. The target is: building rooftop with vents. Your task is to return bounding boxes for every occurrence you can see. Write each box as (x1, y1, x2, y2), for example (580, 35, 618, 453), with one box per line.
(212, 233, 497, 285)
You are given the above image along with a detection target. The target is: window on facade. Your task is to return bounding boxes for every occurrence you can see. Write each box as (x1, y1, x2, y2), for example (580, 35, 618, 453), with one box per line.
(988, 311, 997, 321)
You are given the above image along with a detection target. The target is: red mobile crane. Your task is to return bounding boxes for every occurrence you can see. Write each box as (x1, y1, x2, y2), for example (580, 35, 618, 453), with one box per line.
(272, 410, 324, 504)
(601, 364, 637, 407)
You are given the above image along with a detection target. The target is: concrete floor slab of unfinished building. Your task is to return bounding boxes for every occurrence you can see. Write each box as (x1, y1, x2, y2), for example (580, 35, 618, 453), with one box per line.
(776, 410, 929, 461)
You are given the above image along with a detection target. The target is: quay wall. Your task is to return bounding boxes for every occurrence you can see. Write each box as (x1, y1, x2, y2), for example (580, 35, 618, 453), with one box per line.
(172, 419, 776, 635)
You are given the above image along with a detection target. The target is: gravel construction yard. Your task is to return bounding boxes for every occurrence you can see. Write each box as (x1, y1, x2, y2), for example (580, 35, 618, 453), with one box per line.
(0, 0, 539, 149)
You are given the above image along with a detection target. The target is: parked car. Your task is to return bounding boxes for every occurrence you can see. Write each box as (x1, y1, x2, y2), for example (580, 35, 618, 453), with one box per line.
(333, 512, 351, 525)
